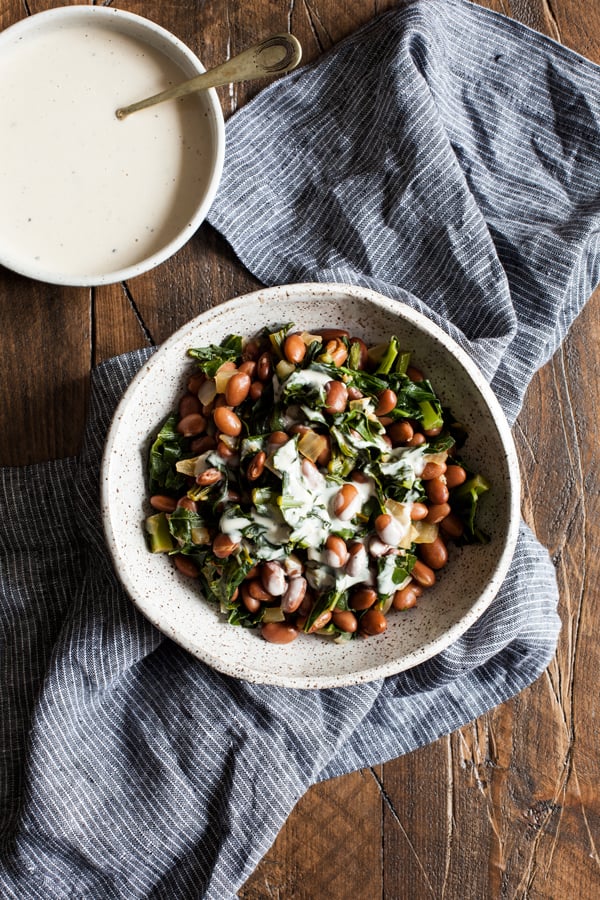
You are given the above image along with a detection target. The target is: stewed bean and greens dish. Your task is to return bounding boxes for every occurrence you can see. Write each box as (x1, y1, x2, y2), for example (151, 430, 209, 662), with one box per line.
(145, 325, 489, 644)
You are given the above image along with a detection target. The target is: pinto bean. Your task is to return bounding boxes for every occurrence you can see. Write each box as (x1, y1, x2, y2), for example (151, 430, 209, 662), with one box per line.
(374, 513, 403, 546)
(332, 610, 358, 633)
(150, 495, 177, 513)
(187, 372, 205, 394)
(368, 535, 392, 557)
(298, 588, 314, 618)
(261, 622, 299, 644)
(360, 609, 387, 635)
(316, 434, 332, 467)
(347, 386, 364, 401)
(283, 333, 307, 364)
(173, 555, 199, 578)
(256, 352, 272, 382)
(440, 512, 464, 539)
(268, 431, 290, 450)
(213, 407, 242, 437)
(217, 361, 237, 375)
(238, 360, 257, 377)
(242, 339, 261, 361)
(177, 497, 198, 512)
(195, 467, 223, 486)
(345, 542, 367, 577)
(190, 435, 217, 455)
(225, 372, 251, 406)
(212, 533, 240, 559)
(374, 389, 397, 416)
(421, 461, 447, 480)
(314, 327, 350, 341)
(324, 380, 348, 414)
(178, 392, 202, 419)
(324, 535, 349, 568)
(424, 502, 451, 524)
(324, 338, 348, 366)
(425, 476, 450, 505)
(392, 582, 423, 610)
(216, 440, 237, 462)
(281, 576, 307, 614)
(261, 561, 287, 597)
(247, 451, 266, 481)
(307, 610, 333, 633)
(301, 458, 322, 490)
(445, 465, 467, 489)
(411, 559, 436, 588)
(333, 483, 361, 520)
(289, 424, 310, 436)
(177, 413, 207, 437)
(247, 579, 272, 602)
(410, 502, 429, 521)
(419, 536, 448, 570)
(283, 555, 304, 578)
(388, 421, 414, 445)
(407, 366, 424, 382)
(349, 587, 378, 611)
(241, 585, 261, 614)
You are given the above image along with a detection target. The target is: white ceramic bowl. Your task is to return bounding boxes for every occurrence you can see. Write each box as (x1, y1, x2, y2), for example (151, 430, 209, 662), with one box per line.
(101, 284, 521, 689)
(0, 6, 224, 286)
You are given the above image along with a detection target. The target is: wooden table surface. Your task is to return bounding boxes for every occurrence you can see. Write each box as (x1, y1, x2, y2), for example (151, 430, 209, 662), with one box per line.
(1, 0, 599, 897)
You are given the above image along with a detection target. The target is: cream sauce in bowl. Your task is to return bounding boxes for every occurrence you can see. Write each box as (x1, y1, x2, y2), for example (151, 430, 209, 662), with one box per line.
(0, 6, 224, 285)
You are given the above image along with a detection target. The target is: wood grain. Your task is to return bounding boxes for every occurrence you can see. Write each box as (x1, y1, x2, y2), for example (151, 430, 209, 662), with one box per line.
(0, 272, 90, 464)
(1, 0, 599, 897)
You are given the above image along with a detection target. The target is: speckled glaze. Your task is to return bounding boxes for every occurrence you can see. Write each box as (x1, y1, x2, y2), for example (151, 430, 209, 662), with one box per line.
(101, 284, 521, 689)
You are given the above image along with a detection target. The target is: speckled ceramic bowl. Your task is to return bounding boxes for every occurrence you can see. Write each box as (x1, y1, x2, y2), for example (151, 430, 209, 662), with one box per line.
(101, 284, 520, 689)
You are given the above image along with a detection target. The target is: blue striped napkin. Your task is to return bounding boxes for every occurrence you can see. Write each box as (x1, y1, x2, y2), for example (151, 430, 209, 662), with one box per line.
(4, 0, 599, 895)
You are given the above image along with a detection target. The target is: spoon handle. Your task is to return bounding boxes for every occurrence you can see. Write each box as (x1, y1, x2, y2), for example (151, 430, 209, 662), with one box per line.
(116, 33, 302, 120)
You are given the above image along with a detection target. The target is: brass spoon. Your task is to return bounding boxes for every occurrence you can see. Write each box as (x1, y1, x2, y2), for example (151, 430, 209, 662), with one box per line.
(116, 33, 302, 120)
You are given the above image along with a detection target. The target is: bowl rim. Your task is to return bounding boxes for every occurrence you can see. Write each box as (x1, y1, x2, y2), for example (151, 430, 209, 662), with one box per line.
(101, 282, 522, 688)
(0, 5, 225, 287)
